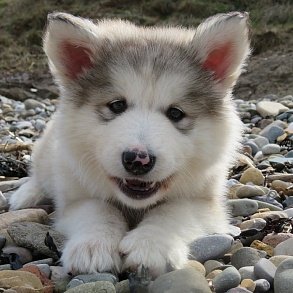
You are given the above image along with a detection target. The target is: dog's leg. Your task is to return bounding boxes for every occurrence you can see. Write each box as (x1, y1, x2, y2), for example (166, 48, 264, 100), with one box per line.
(56, 198, 127, 274)
(119, 197, 229, 277)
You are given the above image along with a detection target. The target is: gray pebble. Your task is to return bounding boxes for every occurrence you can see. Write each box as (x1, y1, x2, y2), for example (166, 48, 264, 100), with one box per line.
(239, 218, 267, 231)
(253, 136, 270, 148)
(212, 266, 241, 293)
(244, 141, 259, 156)
(227, 199, 258, 217)
(254, 258, 276, 285)
(34, 118, 46, 131)
(239, 266, 256, 280)
(149, 268, 212, 293)
(204, 260, 223, 275)
(189, 234, 233, 263)
(24, 99, 45, 110)
(259, 125, 284, 143)
(253, 199, 283, 210)
(36, 263, 51, 278)
(67, 273, 117, 289)
(262, 143, 281, 155)
(231, 247, 262, 269)
(65, 281, 116, 293)
(274, 258, 293, 293)
(274, 238, 293, 256)
(254, 279, 270, 292)
(236, 185, 266, 198)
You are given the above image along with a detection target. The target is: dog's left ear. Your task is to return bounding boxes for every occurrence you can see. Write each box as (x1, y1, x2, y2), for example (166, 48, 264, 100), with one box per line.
(192, 12, 251, 90)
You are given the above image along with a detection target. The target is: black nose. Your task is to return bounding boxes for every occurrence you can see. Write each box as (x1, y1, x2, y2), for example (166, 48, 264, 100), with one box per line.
(122, 149, 156, 175)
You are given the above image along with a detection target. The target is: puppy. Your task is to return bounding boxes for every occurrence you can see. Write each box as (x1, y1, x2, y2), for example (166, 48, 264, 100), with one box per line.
(10, 11, 250, 277)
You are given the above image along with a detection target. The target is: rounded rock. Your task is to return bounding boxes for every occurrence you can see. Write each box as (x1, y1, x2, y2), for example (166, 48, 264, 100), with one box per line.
(239, 266, 256, 280)
(261, 144, 281, 155)
(212, 266, 241, 293)
(204, 260, 223, 275)
(263, 233, 293, 248)
(189, 234, 233, 263)
(227, 199, 258, 217)
(241, 278, 256, 291)
(2, 245, 33, 264)
(254, 258, 276, 285)
(239, 218, 267, 231)
(65, 281, 116, 293)
(269, 255, 293, 267)
(236, 185, 266, 198)
(256, 101, 289, 118)
(184, 260, 206, 276)
(240, 168, 265, 185)
(254, 279, 270, 292)
(274, 258, 293, 293)
(274, 238, 293, 256)
(231, 247, 262, 269)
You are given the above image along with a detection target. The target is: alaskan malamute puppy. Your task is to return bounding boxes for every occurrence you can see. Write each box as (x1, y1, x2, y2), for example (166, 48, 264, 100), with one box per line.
(10, 12, 250, 276)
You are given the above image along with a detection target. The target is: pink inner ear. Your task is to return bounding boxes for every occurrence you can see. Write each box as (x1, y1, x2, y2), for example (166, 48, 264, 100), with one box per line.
(61, 42, 93, 79)
(202, 43, 231, 80)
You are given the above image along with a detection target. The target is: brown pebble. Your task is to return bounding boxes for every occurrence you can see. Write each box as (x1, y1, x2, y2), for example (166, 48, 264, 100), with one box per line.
(241, 278, 256, 292)
(206, 269, 222, 279)
(263, 233, 293, 248)
(250, 240, 273, 257)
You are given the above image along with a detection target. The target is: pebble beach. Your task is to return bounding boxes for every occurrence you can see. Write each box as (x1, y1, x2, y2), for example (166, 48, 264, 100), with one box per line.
(0, 91, 293, 292)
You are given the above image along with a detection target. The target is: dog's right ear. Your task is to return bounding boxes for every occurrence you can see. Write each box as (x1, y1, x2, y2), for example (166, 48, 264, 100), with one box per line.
(44, 12, 98, 82)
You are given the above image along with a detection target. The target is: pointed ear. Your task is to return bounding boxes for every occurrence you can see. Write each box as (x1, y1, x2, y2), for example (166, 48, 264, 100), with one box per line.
(192, 12, 251, 89)
(43, 12, 98, 81)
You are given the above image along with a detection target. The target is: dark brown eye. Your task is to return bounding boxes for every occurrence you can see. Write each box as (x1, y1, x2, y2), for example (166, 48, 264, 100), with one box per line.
(166, 107, 185, 122)
(108, 99, 127, 114)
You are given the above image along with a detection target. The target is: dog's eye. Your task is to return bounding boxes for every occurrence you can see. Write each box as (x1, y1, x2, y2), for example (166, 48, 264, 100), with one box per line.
(166, 107, 185, 122)
(108, 99, 127, 114)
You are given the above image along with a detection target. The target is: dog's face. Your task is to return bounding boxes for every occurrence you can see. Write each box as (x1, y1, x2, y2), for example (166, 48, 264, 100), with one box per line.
(44, 12, 250, 208)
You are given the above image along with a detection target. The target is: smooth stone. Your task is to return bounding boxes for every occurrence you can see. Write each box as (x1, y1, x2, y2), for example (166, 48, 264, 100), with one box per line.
(254, 279, 270, 292)
(254, 258, 276, 285)
(243, 141, 259, 156)
(149, 268, 212, 293)
(227, 225, 241, 238)
(241, 278, 256, 291)
(2, 245, 33, 264)
(274, 258, 293, 293)
(263, 233, 293, 248)
(236, 185, 266, 198)
(240, 168, 265, 185)
(270, 255, 293, 267)
(261, 143, 280, 155)
(239, 218, 267, 230)
(116, 280, 130, 293)
(35, 264, 51, 279)
(227, 199, 258, 217)
(206, 269, 222, 279)
(250, 240, 273, 257)
(253, 199, 283, 211)
(256, 101, 289, 117)
(253, 136, 270, 148)
(229, 241, 244, 254)
(212, 266, 241, 293)
(189, 234, 233, 263)
(0, 209, 48, 229)
(259, 125, 284, 143)
(7, 222, 65, 258)
(274, 238, 293, 256)
(272, 180, 293, 196)
(226, 288, 251, 293)
(184, 260, 206, 276)
(250, 211, 287, 220)
(67, 273, 117, 289)
(239, 266, 256, 280)
(231, 248, 262, 269)
(65, 281, 116, 293)
(204, 260, 223, 275)
(24, 99, 45, 110)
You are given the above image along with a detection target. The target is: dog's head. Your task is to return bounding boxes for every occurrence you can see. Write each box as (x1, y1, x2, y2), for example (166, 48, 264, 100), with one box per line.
(44, 12, 250, 208)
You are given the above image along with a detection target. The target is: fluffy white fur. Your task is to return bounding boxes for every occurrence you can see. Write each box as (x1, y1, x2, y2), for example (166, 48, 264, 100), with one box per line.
(10, 12, 250, 277)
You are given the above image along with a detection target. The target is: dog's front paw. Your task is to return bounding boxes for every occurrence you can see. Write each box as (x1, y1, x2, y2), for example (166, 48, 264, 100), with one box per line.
(61, 235, 121, 274)
(119, 229, 188, 278)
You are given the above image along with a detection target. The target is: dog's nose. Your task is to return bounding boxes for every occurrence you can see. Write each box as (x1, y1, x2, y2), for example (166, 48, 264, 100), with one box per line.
(122, 148, 156, 175)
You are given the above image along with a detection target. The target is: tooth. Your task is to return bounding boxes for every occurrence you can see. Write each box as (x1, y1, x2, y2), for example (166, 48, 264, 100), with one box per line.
(123, 179, 127, 185)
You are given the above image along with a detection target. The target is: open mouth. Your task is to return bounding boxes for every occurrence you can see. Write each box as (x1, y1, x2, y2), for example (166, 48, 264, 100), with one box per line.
(112, 177, 162, 200)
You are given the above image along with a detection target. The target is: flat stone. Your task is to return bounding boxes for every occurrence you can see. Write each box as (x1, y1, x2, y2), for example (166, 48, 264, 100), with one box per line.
(256, 101, 289, 117)
(189, 234, 233, 263)
(7, 222, 65, 258)
(259, 125, 284, 143)
(254, 199, 283, 211)
(231, 247, 262, 269)
(240, 167, 265, 185)
(0, 209, 48, 229)
(67, 273, 117, 289)
(263, 233, 293, 248)
(239, 266, 256, 280)
(250, 240, 273, 257)
(212, 266, 241, 293)
(227, 199, 258, 217)
(261, 143, 280, 155)
(274, 238, 293, 256)
(236, 185, 266, 198)
(271, 180, 293, 196)
(206, 269, 222, 279)
(250, 210, 287, 220)
(270, 255, 293, 267)
(274, 258, 293, 293)
(149, 268, 212, 293)
(253, 136, 270, 148)
(254, 279, 270, 292)
(239, 218, 267, 231)
(254, 258, 276, 285)
(65, 281, 116, 293)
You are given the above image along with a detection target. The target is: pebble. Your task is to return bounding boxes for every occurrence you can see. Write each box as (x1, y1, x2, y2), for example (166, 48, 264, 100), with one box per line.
(0, 209, 48, 230)
(7, 222, 65, 258)
(204, 260, 223, 275)
(274, 238, 293, 256)
(231, 248, 262, 269)
(67, 273, 117, 289)
(226, 288, 252, 293)
(261, 143, 281, 155)
(256, 101, 289, 117)
(259, 125, 285, 143)
(241, 278, 256, 291)
(254, 199, 283, 211)
(269, 255, 293, 267)
(236, 185, 266, 198)
(184, 260, 206, 276)
(189, 234, 233, 263)
(149, 268, 212, 293)
(65, 281, 116, 293)
(250, 210, 287, 220)
(274, 258, 293, 293)
(240, 167, 265, 185)
(206, 269, 222, 279)
(262, 233, 293, 248)
(239, 218, 267, 231)
(254, 258, 276, 285)
(239, 266, 256, 280)
(253, 136, 270, 148)
(212, 266, 241, 293)
(24, 98, 45, 110)
(227, 199, 258, 217)
(250, 240, 273, 257)
(254, 279, 270, 292)
(2, 245, 33, 264)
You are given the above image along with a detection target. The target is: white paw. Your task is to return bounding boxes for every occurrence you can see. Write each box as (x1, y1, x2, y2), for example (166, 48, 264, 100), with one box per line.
(119, 229, 188, 277)
(9, 180, 43, 210)
(61, 235, 122, 274)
